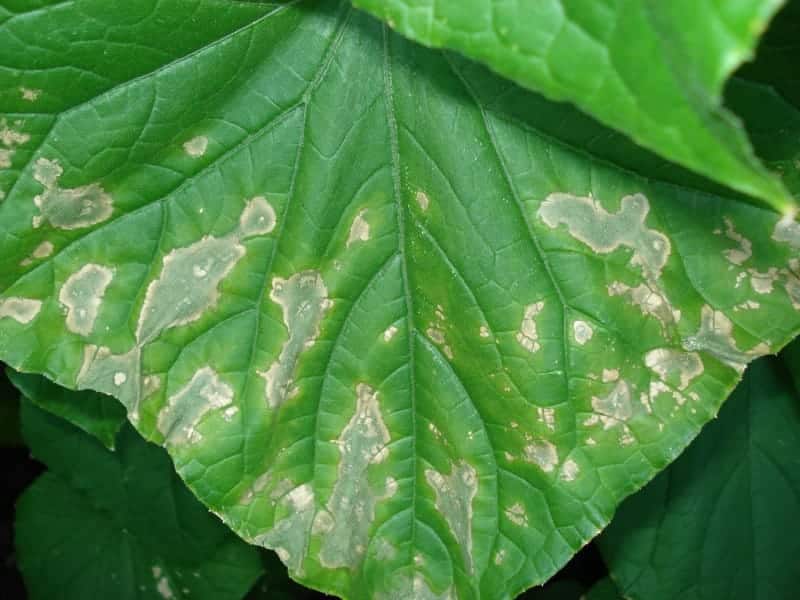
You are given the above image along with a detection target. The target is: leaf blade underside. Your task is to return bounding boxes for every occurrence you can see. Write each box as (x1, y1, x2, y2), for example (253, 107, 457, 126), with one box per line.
(1, 1, 800, 599)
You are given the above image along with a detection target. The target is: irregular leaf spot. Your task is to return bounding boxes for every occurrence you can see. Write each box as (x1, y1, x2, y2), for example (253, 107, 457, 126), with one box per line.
(733, 300, 761, 312)
(239, 196, 277, 237)
(151, 566, 174, 600)
(157, 367, 234, 446)
(239, 472, 272, 506)
(602, 368, 619, 383)
(772, 212, 800, 249)
(32, 158, 113, 230)
(318, 383, 391, 568)
(560, 459, 580, 482)
(0, 297, 42, 324)
(58, 264, 114, 336)
(504, 502, 528, 527)
(259, 271, 332, 409)
(0, 118, 30, 171)
(383, 325, 398, 342)
(20, 241, 54, 266)
(682, 305, 769, 373)
(588, 380, 633, 429)
(722, 217, 752, 265)
(479, 325, 490, 339)
(0, 119, 29, 146)
(346, 208, 371, 247)
(607, 281, 680, 333)
(20, 87, 41, 102)
(539, 193, 670, 278)
(537, 407, 556, 431)
(377, 575, 454, 600)
(785, 266, 800, 310)
(516, 301, 544, 353)
(77, 345, 140, 413)
(644, 348, 703, 390)
(748, 268, 779, 294)
(425, 305, 454, 359)
(425, 461, 478, 573)
(523, 439, 558, 473)
(415, 190, 430, 211)
(183, 136, 208, 157)
(137, 238, 245, 344)
(572, 320, 593, 345)
(255, 483, 315, 575)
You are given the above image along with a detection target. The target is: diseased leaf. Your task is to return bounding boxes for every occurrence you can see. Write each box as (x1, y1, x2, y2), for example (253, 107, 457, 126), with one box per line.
(597, 357, 800, 600)
(7, 367, 125, 448)
(352, 0, 796, 212)
(1, 1, 799, 599)
(15, 400, 263, 600)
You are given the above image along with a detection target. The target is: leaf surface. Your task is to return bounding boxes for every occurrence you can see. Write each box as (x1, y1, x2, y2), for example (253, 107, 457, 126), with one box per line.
(15, 400, 263, 600)
(597, 357, 800, 600)
(1, 1, 800, 598)
(7, 367, 125, 448)
(352, 0, 796, 211)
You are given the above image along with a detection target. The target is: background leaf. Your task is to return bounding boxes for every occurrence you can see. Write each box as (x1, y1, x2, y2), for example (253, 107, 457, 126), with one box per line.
(352, 0, 795, 211)
(7, 368, 126, 448)
(1, 1, 799, 598)
(584, 578, 623, 600)
(597, 356, 800, 600)
(15, 400, 263, 600)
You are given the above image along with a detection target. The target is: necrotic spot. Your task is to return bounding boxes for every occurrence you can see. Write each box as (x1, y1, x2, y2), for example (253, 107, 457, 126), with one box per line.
(59, 264, 114, 336)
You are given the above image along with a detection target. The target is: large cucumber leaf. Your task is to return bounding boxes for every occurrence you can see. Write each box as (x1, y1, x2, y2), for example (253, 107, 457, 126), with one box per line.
(1, 1, 799, 598)
(597, 356, 800, 600)
(15, 400, 263, 600)
(352, 0, 796, 212)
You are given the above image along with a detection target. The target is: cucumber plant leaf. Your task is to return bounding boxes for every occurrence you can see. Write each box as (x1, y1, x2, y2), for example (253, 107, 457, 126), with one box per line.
(597, 356, 800, 600)
(15, 399, 263, 600)
(1, 1, 799, 599)
(352, 0, 796, 212)
(584, 578, 623, 600)
(782, 339, 800, 393)
(7, 367, 125, 448)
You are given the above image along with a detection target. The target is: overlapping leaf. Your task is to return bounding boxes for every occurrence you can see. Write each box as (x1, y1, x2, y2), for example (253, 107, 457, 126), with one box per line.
(1, 1, 799, 599)
(15, 400, 263, 600)
(353, 0, 795, 211)
(8, 368, 126, 448)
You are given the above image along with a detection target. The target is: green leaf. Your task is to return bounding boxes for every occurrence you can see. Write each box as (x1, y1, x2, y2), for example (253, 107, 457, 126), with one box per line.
(1, 1, 799, 598)
(583, 578, 623, 600)
(352, 0, 796, 211)
(597, 357, 800, 600)
(7, 367, 126, 448)
(0, 366, 22, 446)
(782, 338, 800, 393)
(726, 0, 800, 198)
(15, 400, 263, 600)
